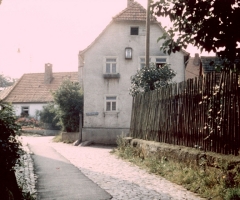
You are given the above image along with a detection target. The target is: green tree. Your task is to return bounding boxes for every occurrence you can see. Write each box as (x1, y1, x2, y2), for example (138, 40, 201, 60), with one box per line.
(0, 102, 23, 199)
(0, 74, 16, 88)
(151, 0, 240, 66)
(53, 80, 83, 132)
(130, 63, 176, 96)
(39, 103, 60, 129)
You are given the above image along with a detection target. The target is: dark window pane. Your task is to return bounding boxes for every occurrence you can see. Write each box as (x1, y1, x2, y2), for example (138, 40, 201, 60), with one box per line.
(106, 102, 111, 111)
(106, 96, 116, 100)
(156, 58, 166, 63)
(112, 102, 116, 111)
(156, 63, 164, 68)
(106, 58, 116, 62)
(131, 27, 139, 35)
(106, 64, 110, 73)
(112, 64, 116, 73)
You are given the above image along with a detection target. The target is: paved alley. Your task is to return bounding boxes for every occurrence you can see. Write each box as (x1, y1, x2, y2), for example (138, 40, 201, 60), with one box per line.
(22, 136, 111, 200)
(21, 136, 205, 200)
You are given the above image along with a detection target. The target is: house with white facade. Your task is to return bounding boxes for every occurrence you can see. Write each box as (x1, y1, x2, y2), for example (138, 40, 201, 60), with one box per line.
(0, 63, 78, 118)
(79, 0, 189, 144)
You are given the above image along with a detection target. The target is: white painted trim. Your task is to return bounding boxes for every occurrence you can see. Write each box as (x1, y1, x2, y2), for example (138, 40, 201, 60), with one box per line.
(104, 94, 118, 112)
(138, 56, 169, 69)
(103, 56, 118, 74)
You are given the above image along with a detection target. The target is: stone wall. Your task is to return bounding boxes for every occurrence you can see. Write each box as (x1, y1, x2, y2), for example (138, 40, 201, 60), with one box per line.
(125, 138, 240, 169)
(22, 129, 60, 136)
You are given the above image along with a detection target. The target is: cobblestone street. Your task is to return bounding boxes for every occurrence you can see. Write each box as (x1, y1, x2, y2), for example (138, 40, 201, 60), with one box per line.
(21, 136, 205, 200)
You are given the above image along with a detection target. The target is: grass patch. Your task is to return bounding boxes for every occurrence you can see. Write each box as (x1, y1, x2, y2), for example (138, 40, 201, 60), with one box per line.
(52, 133, 63, 143)
(52, 133, 73, 144)
(112, 137, 240, 200)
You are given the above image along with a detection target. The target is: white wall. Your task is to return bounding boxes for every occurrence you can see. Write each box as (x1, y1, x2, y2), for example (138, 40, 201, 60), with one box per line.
(81, 21, 185, 129)
(13, 103, 47, 118)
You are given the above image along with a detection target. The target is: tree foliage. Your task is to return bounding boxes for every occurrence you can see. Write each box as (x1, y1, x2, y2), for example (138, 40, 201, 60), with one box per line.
(130, 63, 176, 96)
(0, 102, 22, 171)
(151, 0, 240, 65)
(0, 101, 23, 199)
(53, 80, 83, 132)
(0, 74, 16, 88)
(39, 103, 60, 129)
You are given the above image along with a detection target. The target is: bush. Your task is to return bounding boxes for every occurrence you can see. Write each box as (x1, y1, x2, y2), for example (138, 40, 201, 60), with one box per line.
(53, 80, 83, 132)
(225, 188, 240, 200)
(129, 63, 176, 96)
(0, 102, 23, 199)
(114, 136, 240, 200)
(39, 103, 60, 129)
(16, 117, 42, 128)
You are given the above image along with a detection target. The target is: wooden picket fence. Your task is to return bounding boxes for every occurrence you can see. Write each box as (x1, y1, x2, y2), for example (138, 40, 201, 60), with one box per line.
(130, 69, 240, 155)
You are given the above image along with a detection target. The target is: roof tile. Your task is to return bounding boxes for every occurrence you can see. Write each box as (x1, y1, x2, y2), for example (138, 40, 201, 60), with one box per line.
(113, 2, 157, 22)
(2, 72, 78, 103)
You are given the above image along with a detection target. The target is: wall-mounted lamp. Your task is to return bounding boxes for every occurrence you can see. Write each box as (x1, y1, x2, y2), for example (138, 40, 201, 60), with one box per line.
(125, 47, 132, 59)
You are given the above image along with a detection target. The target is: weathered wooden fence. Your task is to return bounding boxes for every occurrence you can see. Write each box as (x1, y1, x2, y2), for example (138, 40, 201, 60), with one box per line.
(130, 70, 240, 155)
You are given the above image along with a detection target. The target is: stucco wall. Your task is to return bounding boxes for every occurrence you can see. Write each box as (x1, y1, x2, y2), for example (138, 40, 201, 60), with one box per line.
(13, 103, 46, 118)
(82, 127, 129, 145)
(81, 21, 185, 130)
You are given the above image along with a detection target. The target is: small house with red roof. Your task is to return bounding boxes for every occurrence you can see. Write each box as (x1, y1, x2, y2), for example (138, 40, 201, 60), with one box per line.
(78, 0, 189, 144)
(0, 63, 78, 118)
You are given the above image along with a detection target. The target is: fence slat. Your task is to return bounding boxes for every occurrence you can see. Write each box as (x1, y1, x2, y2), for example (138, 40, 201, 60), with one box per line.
(129, 70, 240, 156)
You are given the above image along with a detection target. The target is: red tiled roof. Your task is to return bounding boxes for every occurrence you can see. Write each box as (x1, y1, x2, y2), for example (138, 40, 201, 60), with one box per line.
(0, 84, 16, 101)
(79, 1, 189, 57)
(185, 57, 201, 80)
(2, 72, 78, 103)
(113, 2, 157, 22)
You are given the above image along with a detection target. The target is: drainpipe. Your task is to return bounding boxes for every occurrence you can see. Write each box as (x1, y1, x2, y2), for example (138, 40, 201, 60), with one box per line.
(145, 0, 150, 68)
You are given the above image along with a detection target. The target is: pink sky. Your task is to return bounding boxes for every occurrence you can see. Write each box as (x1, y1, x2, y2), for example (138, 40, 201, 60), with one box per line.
(0, 0, 212, 78)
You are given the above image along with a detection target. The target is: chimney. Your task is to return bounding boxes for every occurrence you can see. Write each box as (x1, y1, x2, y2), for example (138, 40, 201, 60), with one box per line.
(193, 53, 200, 66)
(127, 0, 134, 7)
(44, 63, 53, 84)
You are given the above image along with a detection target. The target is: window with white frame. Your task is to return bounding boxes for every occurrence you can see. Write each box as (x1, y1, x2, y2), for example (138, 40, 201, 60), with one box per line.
(155, 57, 167, 68)
(139, 57, 151, 69)
(139, 56, 168, 69)
(21, 106, 29, 116)
(105, 58, 117, 74)
(105, 96, 117, 112)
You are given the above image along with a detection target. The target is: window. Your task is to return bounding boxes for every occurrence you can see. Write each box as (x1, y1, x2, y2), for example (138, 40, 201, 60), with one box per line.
(155, 57, 167, 68)
(130, 27, 139, 35)
(139, 57, 168, 69)
(105, 58, 117, 74)
(139, 57, 151, 69)
(105, 96, 117, 112)
(21, 106, 29, 116)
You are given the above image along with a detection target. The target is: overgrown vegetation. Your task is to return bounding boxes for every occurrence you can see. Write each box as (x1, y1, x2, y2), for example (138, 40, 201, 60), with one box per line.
(129, 63, 176, 96)
(52, 133, 63, 143)
(113, 137, 240, 200)
(16, 117, 42, 128)
(51, 79, 83, 132)
(39, 103, 60, 130)
(151, 0, 240, 67)
(0, 102, 22, 199)
(0, 73, 17, 88)
(0, 101, 36, 199)
(15, 150, 36, 200)
(37, 79, 83, 132)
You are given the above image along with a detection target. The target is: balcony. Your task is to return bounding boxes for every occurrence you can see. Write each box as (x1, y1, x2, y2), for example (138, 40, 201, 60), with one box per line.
(103, 73, 120, 79)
